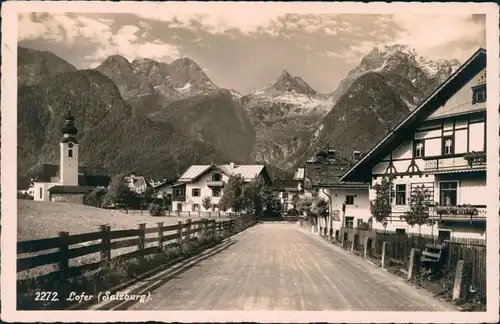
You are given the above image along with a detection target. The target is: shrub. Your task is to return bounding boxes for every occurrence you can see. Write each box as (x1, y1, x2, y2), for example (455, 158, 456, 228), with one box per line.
(17, 192, 34, 200)
(286, 209, 299, 216)
(148, 202, 163, 216)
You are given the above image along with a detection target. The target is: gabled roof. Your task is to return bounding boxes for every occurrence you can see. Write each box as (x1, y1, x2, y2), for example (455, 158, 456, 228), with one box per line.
(340, 48, 487, 183)
(33, 163, 111, 187)
(305, 161, 369, 189)
(177, 164, 267, 183)
(124, 174, 151, 189)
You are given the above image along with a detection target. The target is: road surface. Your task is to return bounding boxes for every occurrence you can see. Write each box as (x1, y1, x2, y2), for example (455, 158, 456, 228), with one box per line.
(125, 223, 456, 311)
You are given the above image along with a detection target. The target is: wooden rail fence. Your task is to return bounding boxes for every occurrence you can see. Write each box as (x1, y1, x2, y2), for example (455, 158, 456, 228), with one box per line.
(17, 218, 236, 284)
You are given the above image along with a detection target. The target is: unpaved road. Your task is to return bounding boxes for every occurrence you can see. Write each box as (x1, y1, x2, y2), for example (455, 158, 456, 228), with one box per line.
(127, 223, 456, 311)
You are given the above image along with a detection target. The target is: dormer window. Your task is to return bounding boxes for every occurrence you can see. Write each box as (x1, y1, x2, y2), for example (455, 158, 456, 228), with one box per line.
(472, 84, 486, 104)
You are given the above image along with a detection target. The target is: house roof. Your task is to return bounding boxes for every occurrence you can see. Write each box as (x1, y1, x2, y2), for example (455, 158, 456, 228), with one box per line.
(340, 48, 487, 183)
(272, 178, 298, 191)
(177, 164, 267, 183)
(304, 161, 368, 189)
(124, 174, 151, 189)
(48, 185, 97, 194)
(33, 163, 111, 187)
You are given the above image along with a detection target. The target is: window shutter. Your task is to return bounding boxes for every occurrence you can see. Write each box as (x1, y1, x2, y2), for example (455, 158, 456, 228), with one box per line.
(390, 185, 395, 205)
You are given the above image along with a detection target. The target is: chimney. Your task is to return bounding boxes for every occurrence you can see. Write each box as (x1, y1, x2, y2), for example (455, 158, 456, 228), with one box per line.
(387, 122, 392, 134)
(229, 162, 235, 169)
(353, 151, 361, 161)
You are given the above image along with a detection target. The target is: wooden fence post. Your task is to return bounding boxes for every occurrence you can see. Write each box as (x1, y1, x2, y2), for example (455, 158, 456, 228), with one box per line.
(138, 223, 146, 264)
(453, 260, 472, 302)
(185, 219, 192, 241)
(177, 220, 183, 243)
(98, 225, 108, 263)
(381, 241, 391, 269)
(407, 248, 422, 280)
(58, 231, 69, 277)
(157, 222, 164, 252)
(211, 219, 216, 237)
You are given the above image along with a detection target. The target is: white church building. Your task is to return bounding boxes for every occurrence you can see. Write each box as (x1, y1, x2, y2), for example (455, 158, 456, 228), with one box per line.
(32, 110, 111, 204)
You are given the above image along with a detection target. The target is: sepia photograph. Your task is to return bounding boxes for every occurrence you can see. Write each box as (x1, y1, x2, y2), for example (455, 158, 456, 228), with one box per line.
(1, 1, 499, 323)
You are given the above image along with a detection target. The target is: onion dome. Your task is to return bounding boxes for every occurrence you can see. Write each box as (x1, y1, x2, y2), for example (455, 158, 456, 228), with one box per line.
(62, 110, 78, 136)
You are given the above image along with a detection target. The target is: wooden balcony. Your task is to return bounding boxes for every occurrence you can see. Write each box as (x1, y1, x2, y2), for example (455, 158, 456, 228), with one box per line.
(429, 205, 486, 221)
(423, 152, 486, 173)
(206, 181, 224, 187)
(172, 195, 186, 202)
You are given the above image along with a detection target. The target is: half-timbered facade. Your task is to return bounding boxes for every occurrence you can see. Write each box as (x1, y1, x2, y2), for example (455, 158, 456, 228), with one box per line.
(340, 48, 487, 241)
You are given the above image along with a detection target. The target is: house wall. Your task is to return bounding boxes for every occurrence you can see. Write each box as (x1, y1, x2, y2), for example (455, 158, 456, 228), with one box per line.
(50, 193, 85, 204)
(278, 192, 296, 213)
(33, 182, 59, 202)
(173, 169, 267, 213)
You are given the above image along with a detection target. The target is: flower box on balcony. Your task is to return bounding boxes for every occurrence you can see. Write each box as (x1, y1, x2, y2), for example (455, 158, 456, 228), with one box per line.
(463, 151, 486, 167)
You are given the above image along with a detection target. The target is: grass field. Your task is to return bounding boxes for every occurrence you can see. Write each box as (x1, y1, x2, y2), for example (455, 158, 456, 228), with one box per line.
(17, 200, 229, 242)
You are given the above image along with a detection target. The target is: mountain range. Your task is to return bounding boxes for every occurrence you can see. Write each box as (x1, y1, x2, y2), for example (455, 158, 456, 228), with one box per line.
(17, 44, 460, 185)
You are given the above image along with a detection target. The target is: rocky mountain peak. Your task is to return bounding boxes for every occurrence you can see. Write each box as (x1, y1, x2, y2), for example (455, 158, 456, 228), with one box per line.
(268, 69, 317, 95)
(98, 54, 132, 69)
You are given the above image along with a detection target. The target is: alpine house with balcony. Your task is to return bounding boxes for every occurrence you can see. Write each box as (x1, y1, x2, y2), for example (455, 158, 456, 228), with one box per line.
(340, 48, 488, 241)
(171, 162, 271, 213)
(303, 148, 370, 235)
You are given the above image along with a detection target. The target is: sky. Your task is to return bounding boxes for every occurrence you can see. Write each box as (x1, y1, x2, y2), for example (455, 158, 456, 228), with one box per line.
(18, 6, 486, 94)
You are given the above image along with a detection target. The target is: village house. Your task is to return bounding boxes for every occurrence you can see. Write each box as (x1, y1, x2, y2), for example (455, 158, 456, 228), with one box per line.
(171, 162, 271, 213)
(272, 178, 301, 214)
(124, 173, 152, 194)
(340, 48, 488, 241)
(32, 110, 111, 204)
(302, 148, 371, 235)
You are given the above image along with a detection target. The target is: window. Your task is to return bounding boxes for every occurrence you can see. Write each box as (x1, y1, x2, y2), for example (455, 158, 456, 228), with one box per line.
(414, 140, 424, 158)
(439, 182, 458, 206)
(191, 188, 201, 197)
(282, 192, 289, 200)
(345, 217, 354, 228)
(212, 173, 222, 181)
(443, 136, 454, 155)
(438, 230, 451, 243)
(175, 189, 184, 196)
(345, 195, 355, 205)
(395, 228, 406, 235)
(472, 85, 486, 104)
(68, 149, 73, 158)
(176, 203, 183, 211)
(212, 204, 219, 211)
(212, 188, 221, 197)
(395, 184, 407, 205)
(192, 204, 200, 212)
(39, 187, 43, 199)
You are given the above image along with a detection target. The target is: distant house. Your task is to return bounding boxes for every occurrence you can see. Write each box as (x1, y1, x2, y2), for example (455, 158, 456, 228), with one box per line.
(124, 173, 151, 194)
(272, 178, 301, 214)
(340, 48, 487, 241)
(172, 162, 271, 213)
(32, 110, 111, 204)
(302, 148, 370, 234)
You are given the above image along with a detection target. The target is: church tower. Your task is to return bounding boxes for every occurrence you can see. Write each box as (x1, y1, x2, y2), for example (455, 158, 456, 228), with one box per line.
(60, 109, 79, 186)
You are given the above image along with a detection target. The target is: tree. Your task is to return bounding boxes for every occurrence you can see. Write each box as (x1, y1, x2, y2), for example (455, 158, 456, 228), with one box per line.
(219, 174, 247, 215)
(372, 176, 394, 232)
(138, 187, 155, 214)
(260, 187, 281, 218)
(202, 196, 212, 211)
(243, 177, 263, 216)
(402, 184, 432, 235)
(83, 188, 107, 207)
(103, 173, 136, 212)
(297, 196, 318, 231)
